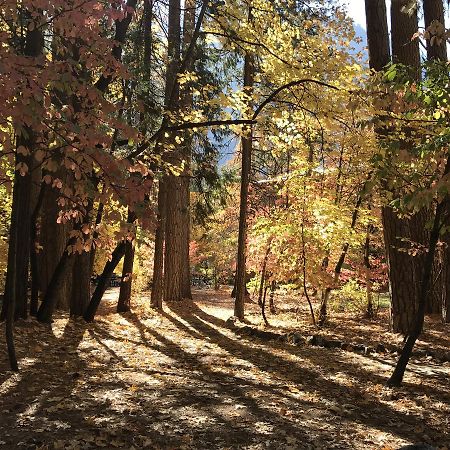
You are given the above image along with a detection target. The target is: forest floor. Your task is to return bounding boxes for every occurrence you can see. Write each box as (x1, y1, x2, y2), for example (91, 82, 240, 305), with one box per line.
(0, 288, 449, 450)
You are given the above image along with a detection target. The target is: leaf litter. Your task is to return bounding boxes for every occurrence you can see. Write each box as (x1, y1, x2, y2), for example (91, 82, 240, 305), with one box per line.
(0, 288, 449, 449)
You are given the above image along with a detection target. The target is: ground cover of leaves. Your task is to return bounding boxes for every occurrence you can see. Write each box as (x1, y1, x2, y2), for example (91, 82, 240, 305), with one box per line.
(0, 288, 449, 450)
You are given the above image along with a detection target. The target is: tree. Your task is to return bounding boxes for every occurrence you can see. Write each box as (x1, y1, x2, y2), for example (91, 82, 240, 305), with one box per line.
(234, 50, 254, 320)
(376, 0, 424, 335)
(423, 0, 447, 62)
(2, 10, 44, 324)
(117, 210, 137, 313)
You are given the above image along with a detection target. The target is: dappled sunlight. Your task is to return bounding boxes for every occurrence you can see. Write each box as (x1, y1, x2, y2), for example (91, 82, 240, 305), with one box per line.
(0, 289, 448, 448)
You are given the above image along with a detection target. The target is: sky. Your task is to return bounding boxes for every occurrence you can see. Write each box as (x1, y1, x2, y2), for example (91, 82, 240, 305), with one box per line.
(345, 0, 393, 29)
(345, 0, 368, 28)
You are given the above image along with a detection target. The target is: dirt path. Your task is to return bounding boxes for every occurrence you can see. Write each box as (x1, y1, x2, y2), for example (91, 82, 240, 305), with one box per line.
(0, 289, 449, 449)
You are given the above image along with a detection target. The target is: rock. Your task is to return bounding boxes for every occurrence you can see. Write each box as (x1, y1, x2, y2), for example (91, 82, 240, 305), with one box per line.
(286, 332, 305, 345)
(353, 344, 366, 354)
(307, 335, 325, 346)
(225, 316, 238, 327)
(376, 343, 386, 353)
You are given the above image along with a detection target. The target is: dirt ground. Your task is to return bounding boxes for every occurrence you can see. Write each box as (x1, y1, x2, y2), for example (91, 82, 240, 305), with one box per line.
(0, 288, 449, 449)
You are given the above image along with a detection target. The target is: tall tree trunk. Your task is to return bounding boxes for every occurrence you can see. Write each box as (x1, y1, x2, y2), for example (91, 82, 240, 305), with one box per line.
(423, 0, 448, 318)
(164, 177, 184, 301)
(382, 207, 420, 333)
(423, 0, 447, 61)
(38, 181, 73, 310)
(388, 159, 450, 386)
(70, 200, 94, 317)
(375, 0, 423, 334)
(1, 18, 44, 322)
(234, 50, 254, 320)
(29, 183, 45, 316)
(161, 0, 183, 301)
(391, 0, 420, 78)
(151, 181, 166, 309)
(117, 210, 137, 313)
(5, 190, 19, 371)
(179, 0, 196, 300)
(71, 251, 91, 317)
(364, 0, 391, 71)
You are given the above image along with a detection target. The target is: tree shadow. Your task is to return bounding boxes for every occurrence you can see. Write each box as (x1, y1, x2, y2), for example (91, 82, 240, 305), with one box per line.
(160, 300, 448, 447)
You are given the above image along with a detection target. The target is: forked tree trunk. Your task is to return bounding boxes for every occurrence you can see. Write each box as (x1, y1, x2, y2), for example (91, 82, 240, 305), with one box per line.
(117, 210, 137, 313)
(36, 236, 76, 323)
(84, 242, 126, 322)
(364, 0, 391, 71)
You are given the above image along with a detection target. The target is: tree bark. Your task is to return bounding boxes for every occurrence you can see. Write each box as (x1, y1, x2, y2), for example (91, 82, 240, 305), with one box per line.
(258, 239, 272, 307)
(269, 280, 276, 315)
(388, 159, 450, 385)
(5, 155, 21, 370)
(70, 200, 94, 317)
(391, 0, 420, 79)
(423, 0, 447, 61)
(364, 0, 391, 71)
(160, 0, 183, 302)
(71, 251, 92, 317)
(179, 0, 196, 300)
(117, 210, 137, 313)
(234, 49, 254, 320)
(38, 181, 73, 310)
(423, 0, 447, 317)
(368, 0, 423, 334)
(84, 242, 126, 322)
(443, 232, 450, 322)
(36, 236, 76, 323)
(29, 183, 45, 316)
(1, 18, 44, 322)
(151, 181, 166, 309)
